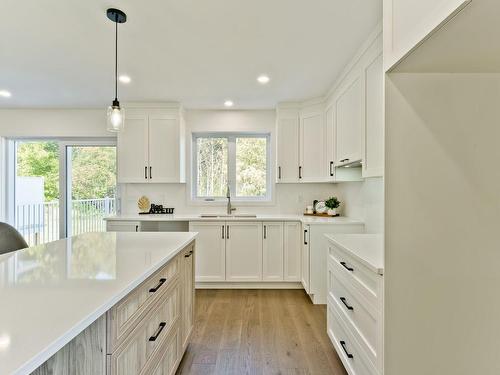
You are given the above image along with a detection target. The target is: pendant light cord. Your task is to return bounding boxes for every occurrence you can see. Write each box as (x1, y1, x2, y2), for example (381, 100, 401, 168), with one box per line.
(114, 18, 118, 102)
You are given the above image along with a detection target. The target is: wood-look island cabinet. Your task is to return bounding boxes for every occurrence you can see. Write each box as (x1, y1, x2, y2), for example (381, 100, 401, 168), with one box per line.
(32, 242, 195, 375)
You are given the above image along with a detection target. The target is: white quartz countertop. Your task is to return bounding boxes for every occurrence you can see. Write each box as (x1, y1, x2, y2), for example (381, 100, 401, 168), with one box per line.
(0, 231, 197, 375)
(325, 234, 384, 275)
(104, 213, 364, 226)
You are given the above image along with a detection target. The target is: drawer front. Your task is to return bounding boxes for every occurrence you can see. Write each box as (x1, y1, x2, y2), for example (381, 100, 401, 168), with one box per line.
(149, 327, 181, 375)
(329, 244, 382, 305)
(108, 257, 179, 351)
(328, 264, 380, 362)
(327, 303, 378, 375)
(109, 282, 180, 375)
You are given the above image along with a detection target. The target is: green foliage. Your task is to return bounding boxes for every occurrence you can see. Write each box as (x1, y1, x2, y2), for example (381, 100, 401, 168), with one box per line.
(236, 138, 266, 196)
(16, 142, 116, 202)
(17, 141, 60, 201)
(325, 196, 341, 209)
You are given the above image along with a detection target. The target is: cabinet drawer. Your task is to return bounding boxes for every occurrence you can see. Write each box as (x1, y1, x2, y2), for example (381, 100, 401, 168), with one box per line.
(108, 281, 180, 375)
(107, 258, 179, 352)
(329, 245, 382, 306)
(327, 303, 378, 375)
(148, 326, 181, 375)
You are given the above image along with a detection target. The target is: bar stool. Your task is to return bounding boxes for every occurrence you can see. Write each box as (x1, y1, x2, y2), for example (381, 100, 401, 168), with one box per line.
(0, 222, 29, 255)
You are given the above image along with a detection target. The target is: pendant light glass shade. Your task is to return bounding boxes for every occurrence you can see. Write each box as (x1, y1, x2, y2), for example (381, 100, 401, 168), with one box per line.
(107, 104, 125, 132)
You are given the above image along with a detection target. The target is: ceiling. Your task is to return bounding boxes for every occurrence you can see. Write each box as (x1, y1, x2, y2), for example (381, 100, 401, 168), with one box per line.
(393, 0, 500, 73)
(0, 0, 381, 109)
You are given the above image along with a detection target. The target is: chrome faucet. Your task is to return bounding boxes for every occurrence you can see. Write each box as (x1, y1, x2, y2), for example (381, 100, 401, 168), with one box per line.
(226, 186, 236, 215)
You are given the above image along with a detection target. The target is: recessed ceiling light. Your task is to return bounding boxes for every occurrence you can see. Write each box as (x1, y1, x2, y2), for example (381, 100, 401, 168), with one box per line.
(118, 75, 131, 84)
(0, 90, 12, 98)
(224, 100, 234, 107)
(257, 75, 270, 84)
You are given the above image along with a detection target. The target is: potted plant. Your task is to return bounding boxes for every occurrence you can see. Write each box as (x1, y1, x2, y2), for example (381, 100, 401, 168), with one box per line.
(325, 196, 341, 216)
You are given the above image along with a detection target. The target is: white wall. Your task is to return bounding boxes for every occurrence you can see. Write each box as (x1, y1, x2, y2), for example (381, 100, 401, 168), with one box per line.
(385, 73, 500, 374)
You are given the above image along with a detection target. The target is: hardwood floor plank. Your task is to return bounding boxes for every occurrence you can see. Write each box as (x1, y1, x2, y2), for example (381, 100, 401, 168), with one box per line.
(176, 290, 347, 375)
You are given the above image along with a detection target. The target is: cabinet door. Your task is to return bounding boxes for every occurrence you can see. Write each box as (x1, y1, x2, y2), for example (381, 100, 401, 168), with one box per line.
(225, 222, 263, 281)
(284, 222, 301, 282)
(325, 105, 336, 181)
(301, 225, 310, 293)
(117, 114, 149, 183)
(363, 53, 384, 178)
(189, 222, 225, 282)
(262, 222, 284, 281)
(181, 245, 194, 351)
(276, 117, 300, 183)
(300, 112, 326, 181)
(148, 115, 182, 183)
(336, 76, 364, 165)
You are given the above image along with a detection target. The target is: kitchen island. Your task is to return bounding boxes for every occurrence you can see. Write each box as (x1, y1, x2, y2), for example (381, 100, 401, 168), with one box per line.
(0, 231, 196, 375)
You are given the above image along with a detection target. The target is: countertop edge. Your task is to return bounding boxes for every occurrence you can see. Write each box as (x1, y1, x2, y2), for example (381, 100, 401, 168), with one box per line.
(13, 234, 197, 375)
(325, 234, 384, 275)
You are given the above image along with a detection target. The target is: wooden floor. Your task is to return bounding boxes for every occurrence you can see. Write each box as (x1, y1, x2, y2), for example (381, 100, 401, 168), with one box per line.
(176, 289, 347, 375)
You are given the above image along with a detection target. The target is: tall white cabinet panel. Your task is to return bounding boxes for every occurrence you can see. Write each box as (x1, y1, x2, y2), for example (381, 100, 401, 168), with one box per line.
(383, 0, 470, 71)
(262, 222, 284, 281)
(225, 222, 263, 282)
(148, 116, 182, 183)
(363, 53, 384, 178)
(117, 115, 149, 183)
(276, 113, 300, 183)
(189, 222, 226, 282)
(284, 222, 301, 282)
(301, 225, 310, 293)
(325, 106, 336, 181)
(335, 76, 364, 166)
(300, 112, 326, 182)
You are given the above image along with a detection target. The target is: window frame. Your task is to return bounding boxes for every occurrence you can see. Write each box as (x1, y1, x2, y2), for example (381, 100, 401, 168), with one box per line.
(192, 132, 272, 203)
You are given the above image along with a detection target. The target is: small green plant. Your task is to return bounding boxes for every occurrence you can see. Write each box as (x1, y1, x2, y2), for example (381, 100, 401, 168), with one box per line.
(325, 196, 341, 209)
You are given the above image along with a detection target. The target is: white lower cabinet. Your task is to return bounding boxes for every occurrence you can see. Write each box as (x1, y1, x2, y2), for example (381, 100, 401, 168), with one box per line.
(327, 239, 383, 375)
(301, 226, 310, 293)
(262, 222, 284, 281)
(225, 222, 263, 281)
(188, 222, 226, 282)
(283, 222, 301, 281)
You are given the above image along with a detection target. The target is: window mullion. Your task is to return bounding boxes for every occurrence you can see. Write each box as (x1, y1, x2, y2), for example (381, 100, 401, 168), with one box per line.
(228, 136, 237, 197)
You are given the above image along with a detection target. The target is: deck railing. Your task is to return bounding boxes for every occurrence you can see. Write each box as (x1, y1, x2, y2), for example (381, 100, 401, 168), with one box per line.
(15, 198, 115, 246)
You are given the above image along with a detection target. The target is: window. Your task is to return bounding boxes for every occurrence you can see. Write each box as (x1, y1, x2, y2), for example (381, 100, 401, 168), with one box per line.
(193, 133, 271, 202)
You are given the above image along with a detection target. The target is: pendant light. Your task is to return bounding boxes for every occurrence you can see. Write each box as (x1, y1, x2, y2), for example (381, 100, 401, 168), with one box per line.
(106, 8, 127, 132)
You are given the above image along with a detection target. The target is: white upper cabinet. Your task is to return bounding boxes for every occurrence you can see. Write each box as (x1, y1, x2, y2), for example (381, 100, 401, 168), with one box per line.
(335, 76, 364, 166)
(117, 104, 186, 184)
(384, 0, 471, 71)
(325, 106, 336, 181)
(300, 108, 327, 182)
(276, 108, 300, 183)
(363, 53, 384, 178)
(117, 114, 149, 183)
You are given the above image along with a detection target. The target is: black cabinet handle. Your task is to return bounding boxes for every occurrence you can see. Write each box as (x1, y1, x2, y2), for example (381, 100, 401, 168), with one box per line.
(221, 225, 225, 239)
(149, 322, 166, 341)
(264, 225, 267, 239)
(135, 225, 139, 232)
(278, 166, 281, 180)
(340, 261, 354, 272)
(340, 158, 350, 163)
(299, 166, 302, 179)
(149, 166, 152, 179)
(149, 278, 166, 293)
(340, 341, 354, 359)
(185, 250, 193, 258)
(145, 166, 148, 179)
(304, 229, 308, 245)
(226, 225, 229, 239)
(340, 297, 354, 311)
(330, 161, 334, 176)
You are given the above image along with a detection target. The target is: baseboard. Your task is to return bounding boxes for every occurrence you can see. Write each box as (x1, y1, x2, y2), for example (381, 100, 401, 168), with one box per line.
(195, 282, 304, 289)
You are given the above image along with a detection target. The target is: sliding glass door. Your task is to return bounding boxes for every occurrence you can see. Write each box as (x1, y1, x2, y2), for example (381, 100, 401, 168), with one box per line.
(10, 139, 116, 245)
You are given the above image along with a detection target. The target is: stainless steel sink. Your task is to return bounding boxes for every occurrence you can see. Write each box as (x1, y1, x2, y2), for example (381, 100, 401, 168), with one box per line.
(199, 214, 257, 218)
